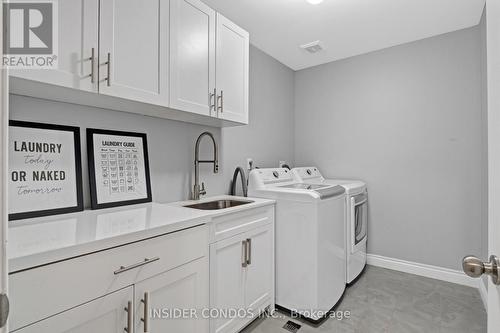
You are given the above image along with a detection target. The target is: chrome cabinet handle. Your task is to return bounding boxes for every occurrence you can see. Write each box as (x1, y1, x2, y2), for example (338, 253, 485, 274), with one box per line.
(210, 88, 216, 112)
(141, 292, 149, 332)
(124, 301, 132, 333)
(242, 240, 248, 267)
(217, 90, 224, 113)
(114, 257, 160, 275)
(105, 52, 111, 86)
(246, 238, 252, 265)
(88, 48, 95, 83)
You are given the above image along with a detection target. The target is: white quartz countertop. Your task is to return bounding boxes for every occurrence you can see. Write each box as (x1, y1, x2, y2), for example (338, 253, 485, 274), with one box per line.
(8, 195, 274, 273)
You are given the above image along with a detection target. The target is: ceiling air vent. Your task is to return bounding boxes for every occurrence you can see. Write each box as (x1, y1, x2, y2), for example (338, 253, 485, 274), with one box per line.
(300, 40, 324, 53)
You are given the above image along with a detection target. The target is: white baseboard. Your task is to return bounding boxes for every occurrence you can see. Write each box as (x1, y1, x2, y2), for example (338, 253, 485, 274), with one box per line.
(366, 254, 479, 288)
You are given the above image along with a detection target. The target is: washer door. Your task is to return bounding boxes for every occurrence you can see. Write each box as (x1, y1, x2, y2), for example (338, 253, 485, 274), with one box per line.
(351, 192, 368, 252)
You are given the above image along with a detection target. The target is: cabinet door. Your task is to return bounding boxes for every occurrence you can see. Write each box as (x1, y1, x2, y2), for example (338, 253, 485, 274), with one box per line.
(215, 13, 249, 124)
(15, 287, 133, 333)
(209, 233, 246, 333)
(244, 224, 273, 312)
(10, 0, 98, 92)
(135, 257, 209, 333)
(99, 0, 169, 105)
(169, 0, 216, 116)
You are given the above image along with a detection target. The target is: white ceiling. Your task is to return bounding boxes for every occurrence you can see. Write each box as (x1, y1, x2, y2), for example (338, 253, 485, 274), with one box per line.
(203, 0, 486, 70)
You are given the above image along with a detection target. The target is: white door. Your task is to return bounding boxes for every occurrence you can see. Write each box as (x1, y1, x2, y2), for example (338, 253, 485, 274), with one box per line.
(134, 257, 209, 333)
(244, 225, 273, 313)
(169, 0, 216, 116)
(215, 13, 249, 124)
(209, 233, 246, 333)
(487, 0, 500, 331)
(10, 0, 98, 92)
(15, 287, 133, 333)
(0, 2, 8, 331)
(99, 0, 169, 106)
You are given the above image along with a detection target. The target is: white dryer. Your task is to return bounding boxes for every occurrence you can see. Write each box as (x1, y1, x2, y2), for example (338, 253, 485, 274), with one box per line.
(292, 167, 367, 285)
(248, 168, 346, 323)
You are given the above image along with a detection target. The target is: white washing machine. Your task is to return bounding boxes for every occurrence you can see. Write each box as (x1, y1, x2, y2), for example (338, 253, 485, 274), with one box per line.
(248, 168, 346, 323)
(292, 167, 367, 285)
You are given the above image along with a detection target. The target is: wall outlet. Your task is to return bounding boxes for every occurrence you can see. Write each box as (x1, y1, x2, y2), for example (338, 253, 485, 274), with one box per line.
(246, 158, 254, 170)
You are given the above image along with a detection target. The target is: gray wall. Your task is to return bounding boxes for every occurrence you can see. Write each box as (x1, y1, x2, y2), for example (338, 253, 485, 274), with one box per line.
(222, 47, 295, 193)
(294, 26, 487, 270)
(9, 46, 294, 207)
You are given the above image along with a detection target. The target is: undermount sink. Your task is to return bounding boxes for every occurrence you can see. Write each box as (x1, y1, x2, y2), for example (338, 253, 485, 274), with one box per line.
(184, 199, 254, 210)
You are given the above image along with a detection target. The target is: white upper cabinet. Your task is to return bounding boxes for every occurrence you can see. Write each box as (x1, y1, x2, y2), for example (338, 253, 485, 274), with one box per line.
(10, 0, 98, 92)
(215, 13, 249, 124)
(170, 0, 216, 116)
(8, 0, 249, 126)
(99, 0, 169, 106)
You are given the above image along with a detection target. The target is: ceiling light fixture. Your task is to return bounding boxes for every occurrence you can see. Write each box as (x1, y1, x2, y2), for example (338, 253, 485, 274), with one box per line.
(306, 0, 323, 4)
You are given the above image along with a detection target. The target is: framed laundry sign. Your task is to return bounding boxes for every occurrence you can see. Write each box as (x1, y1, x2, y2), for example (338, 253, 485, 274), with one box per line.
(8, 121, 84, 221)
(87, 128, 152, 209)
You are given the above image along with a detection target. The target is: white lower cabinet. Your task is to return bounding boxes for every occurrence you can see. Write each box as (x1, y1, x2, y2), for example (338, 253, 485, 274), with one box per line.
(244, 225, 273, 312)
(15, 286, 134, 333)
(134, 257, 209, 333)
(209, 208, 275, 333)
(9, 207, 274, 333)
(210, 233, 246, 333)
(9, 226, 209, 332)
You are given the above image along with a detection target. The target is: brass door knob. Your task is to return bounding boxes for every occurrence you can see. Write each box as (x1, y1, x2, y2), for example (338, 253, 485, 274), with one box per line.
(462, 255, 500, 285)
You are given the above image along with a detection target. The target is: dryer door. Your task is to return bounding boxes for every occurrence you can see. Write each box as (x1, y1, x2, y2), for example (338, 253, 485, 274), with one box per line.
(351, 192, 368, 252)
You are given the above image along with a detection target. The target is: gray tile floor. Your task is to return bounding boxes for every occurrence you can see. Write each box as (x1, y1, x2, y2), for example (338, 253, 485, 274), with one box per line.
(242, 266, 486, 333)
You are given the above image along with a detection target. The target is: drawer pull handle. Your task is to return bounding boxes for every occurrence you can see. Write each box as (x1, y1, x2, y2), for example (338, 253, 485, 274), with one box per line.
(246, 238, 252, 265)
(124, 301, 132, 333)
(242, 240, 248, 267)
(141, 292, 150, 333)
(114, 257, 160, 275)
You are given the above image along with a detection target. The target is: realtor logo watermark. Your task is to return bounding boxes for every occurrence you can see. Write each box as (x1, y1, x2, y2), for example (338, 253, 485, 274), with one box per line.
(2, 1, 58, 68)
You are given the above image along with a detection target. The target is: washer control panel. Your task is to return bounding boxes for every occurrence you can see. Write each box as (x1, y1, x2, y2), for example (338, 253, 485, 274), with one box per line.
(292, 167, 323, 180)
(254, 168, 293, 183)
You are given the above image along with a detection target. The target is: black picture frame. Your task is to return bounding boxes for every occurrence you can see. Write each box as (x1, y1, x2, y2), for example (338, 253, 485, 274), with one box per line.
(87, 128, 152, 209)
(8, 120, 84, 221)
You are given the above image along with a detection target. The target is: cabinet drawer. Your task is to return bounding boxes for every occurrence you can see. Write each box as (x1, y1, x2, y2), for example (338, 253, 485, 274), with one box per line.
(209, 206, 274, 243)
(13, 287, 133, 333)
(9, 225, 208, 331)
